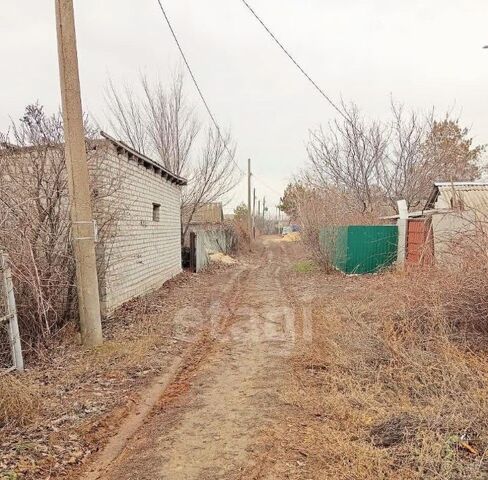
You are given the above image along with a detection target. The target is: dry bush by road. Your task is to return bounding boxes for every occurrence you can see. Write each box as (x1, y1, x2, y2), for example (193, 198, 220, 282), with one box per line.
(0, 105, 123, 355)
(0, 375, 41, 429)
(270, 255, 488, 479)
(283, 185, 379, 270)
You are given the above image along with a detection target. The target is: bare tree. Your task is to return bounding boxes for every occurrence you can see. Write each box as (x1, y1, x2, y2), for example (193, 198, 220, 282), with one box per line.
(141, 73, 199, 177)
(306, 101, 485, 213)
(378, 105, 485, 209)
(105, 80, 148, 155)
(376, 103, 433, 208)
(306, 103, 386, 213)
(105, 72, 240, 233)
(182, 128, 237, 237)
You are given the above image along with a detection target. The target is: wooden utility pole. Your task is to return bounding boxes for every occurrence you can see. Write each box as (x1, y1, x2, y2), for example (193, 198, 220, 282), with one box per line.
(55, 0, 103, 347)
(252, 188, 256, 239)
(277, 205, 280, 234)
(247, 158, 252, 249)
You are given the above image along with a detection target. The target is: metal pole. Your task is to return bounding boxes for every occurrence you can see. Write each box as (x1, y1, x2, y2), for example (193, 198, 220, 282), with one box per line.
(247, 158, 252, 249)
(1, 253, 23, 371)
(55, 0, 103, 347)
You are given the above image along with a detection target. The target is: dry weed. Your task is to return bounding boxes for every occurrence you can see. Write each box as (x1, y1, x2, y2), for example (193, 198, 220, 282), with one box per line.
(279, 258, 488, 479)
(0, 375, 41, 428)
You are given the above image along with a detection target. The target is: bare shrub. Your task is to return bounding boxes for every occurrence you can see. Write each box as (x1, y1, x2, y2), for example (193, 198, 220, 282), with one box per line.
(232, 202, 250, 251)
(0, 104, 123, 350)
(370, 412, 422, 448)
(400, 256, 488, 346)
(222, 222, 239, 254)
(283, 184, 378, 269)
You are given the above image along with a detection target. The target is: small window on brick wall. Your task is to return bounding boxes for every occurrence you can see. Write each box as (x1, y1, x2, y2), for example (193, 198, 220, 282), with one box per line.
(152, 203, 161, 222)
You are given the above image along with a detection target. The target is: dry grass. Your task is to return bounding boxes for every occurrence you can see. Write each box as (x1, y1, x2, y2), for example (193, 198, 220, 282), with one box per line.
(0, 375, 41, 428)
(0, 267, 229, 479)
(275, 256, 488, 479)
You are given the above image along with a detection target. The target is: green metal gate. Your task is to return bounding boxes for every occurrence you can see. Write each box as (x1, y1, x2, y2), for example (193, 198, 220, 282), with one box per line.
(320, 225, 398, 274)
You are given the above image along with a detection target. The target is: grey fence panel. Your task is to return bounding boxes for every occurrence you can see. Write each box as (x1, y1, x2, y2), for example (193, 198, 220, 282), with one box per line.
(194, 229, 235, 272)
(0, 252, 23, 373)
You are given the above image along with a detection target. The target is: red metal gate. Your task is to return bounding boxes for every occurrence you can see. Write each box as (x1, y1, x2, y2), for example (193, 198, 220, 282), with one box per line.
(406, 218, 434, 266)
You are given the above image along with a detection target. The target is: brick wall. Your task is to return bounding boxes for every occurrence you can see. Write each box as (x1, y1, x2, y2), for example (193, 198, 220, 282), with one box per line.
(0, 140, 183, 316)
(96, 143, 183, 314)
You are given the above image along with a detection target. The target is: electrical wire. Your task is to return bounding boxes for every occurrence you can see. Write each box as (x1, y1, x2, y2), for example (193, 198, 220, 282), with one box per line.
(253, 175, 283, 197)
(239, 0, 352, 126)
(155, 0, 244, 174)
(155, 0, 283, 200)
(240, 0, 382, 188)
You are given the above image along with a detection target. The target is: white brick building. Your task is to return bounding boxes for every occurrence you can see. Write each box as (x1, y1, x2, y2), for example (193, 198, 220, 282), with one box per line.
(95, 132, 186, 313)
(0, 132, 185, 316)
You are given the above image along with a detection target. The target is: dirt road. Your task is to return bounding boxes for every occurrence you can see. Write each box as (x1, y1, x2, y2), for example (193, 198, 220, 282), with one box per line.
(84, 236, 302, 479)
(70, 234, 488, 480)
(8, 234, 478, 479)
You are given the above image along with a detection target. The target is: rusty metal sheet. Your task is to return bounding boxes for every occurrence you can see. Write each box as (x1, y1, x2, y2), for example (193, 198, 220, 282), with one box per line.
(406, 219, 434, 266)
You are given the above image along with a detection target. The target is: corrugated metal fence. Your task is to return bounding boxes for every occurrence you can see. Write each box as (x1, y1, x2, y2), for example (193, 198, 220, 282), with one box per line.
(320, 225, 398, 274)
(191, 229, 236, 272)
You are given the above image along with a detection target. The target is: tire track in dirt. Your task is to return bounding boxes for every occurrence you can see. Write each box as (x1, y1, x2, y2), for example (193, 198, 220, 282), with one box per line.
(82, 265, 249, 480)
(89, 237, 296, 480)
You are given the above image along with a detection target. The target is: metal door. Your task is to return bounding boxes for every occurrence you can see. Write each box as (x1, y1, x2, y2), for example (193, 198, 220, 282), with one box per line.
(406, 218, 434, 266)
(189, 232, 197, 273)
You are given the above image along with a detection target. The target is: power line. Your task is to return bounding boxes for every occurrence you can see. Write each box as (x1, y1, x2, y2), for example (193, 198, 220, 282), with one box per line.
(155, 0, 244, 174)
(253, 174, 283, 197)
(239, 0, 352, 126)
(155, 0, 284, 200)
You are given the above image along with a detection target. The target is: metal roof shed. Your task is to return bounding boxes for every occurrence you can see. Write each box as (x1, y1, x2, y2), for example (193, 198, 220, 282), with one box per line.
(425, 182, 488, 214)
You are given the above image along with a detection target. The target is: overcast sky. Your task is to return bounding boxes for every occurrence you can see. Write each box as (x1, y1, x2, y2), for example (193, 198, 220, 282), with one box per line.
(1, 1, 487, 211)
